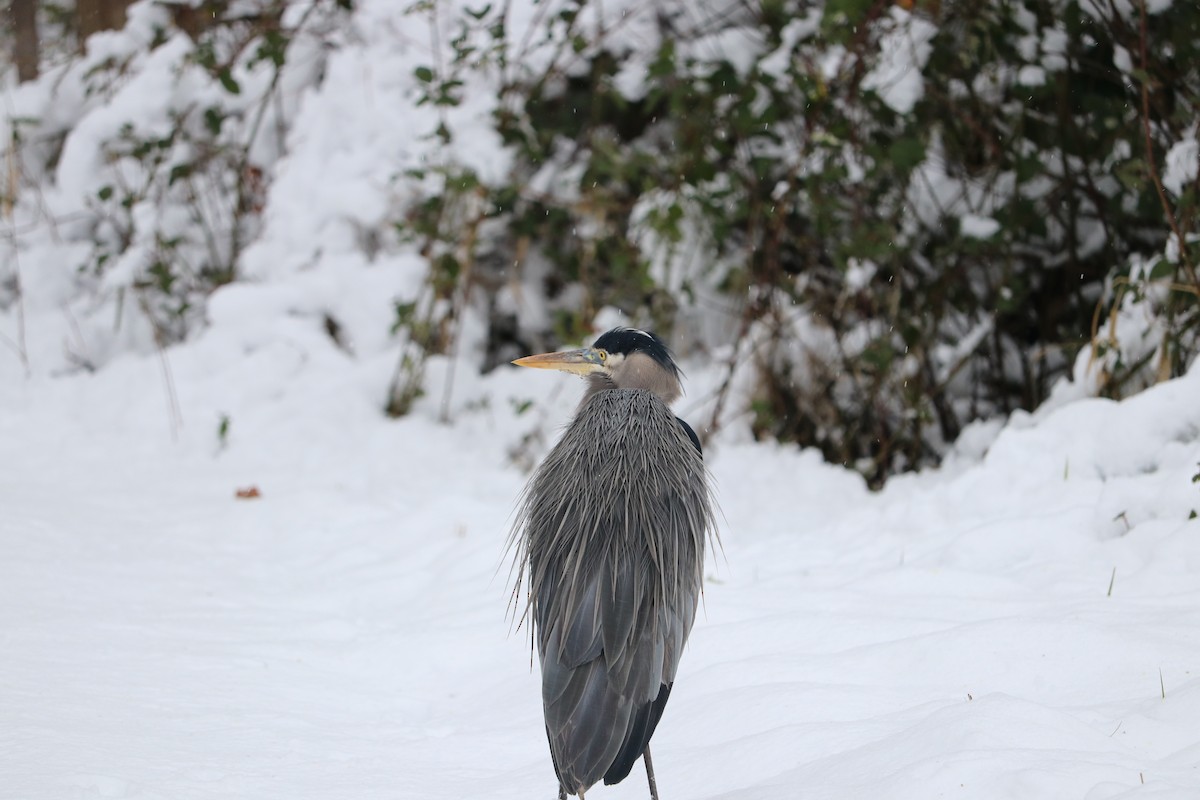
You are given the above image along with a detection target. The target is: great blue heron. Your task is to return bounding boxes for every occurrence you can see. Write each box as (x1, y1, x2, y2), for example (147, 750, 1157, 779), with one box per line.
(510, 327, 715, 799)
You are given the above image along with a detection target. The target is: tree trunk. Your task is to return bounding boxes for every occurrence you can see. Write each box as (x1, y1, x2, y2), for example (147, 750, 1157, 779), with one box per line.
(11, 0, 39, 82)
(76, 0, 135, 49)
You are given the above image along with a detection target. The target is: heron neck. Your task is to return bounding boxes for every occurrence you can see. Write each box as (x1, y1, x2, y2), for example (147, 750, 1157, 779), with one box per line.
(582, 373, 681, 405)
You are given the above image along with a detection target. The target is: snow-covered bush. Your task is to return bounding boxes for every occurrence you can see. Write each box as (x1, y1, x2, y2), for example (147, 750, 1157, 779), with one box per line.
(2, 0, 345, 353)
(2, 0, 1198, 485)
(437, 0, 1200, 484)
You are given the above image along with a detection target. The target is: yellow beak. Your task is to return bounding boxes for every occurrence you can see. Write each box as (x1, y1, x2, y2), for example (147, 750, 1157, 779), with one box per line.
(511, 347, 605, 376)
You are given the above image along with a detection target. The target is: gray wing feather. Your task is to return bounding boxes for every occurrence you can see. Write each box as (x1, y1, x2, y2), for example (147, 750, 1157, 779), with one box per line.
(599, 560, 637, 665)
(559, 577, 603, 668)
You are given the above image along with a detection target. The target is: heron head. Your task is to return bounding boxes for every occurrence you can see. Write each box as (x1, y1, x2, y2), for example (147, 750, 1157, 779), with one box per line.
(512, 327, 683, 403)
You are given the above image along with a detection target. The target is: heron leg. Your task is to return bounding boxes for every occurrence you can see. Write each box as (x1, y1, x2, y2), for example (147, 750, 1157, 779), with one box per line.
(644, 746, 660, 800)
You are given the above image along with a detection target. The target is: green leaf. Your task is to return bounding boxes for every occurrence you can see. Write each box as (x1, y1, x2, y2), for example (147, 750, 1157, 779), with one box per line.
(255, 30, 290, 68)
(168, 163, 193, 185)
(414, 66, 435, 83)
(888, 137, 926, 172)
(1114, 157, 1147, 192)
(1147, 258, 1174, 281)
(821, 0, 874, 43)
(203, 107, 224, 136)
(217, 68, 241, 95)
(391, 301, 417, 334)
(859, 338, 896, 372)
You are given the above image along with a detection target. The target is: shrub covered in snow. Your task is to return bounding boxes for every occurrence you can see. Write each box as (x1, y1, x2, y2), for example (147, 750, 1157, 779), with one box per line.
(3, 0, 348, 357)
(399, 0, 1200, 483)
(2, 0, 1198, 485)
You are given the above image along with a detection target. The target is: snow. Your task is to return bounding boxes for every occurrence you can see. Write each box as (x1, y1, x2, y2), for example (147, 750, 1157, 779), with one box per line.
(1113, 44, 1135, 75)
(4, 276, 1200, 799)
(1039, 26, 1069, 73)
(961, 214, 1002, 239)
(1017, 65, 1046, 87)
(4, 1, 1200, 797)
(1163, 135, 1198, 197)
(862, 8, 937, 115)
(758, 12, 822, 81)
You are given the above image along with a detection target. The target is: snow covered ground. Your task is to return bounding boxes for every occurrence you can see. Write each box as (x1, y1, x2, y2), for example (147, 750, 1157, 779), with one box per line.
(3, 302, 1200, 799)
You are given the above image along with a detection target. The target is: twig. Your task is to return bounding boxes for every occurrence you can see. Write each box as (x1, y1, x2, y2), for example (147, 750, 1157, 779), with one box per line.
(61, 301, 95, 372)
(4, 124, 30, 374)
(438, 189, 486, 423)
(139, 295, 183, 441)
(703, 295, 757, 444)
(227, 1, 324, 279)
(155, 334, 183, 442)
(1136, 0, 1198, 287)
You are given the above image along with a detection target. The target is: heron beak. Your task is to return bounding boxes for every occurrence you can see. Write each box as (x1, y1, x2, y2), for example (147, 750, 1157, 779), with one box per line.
(511, 347, 605, 376)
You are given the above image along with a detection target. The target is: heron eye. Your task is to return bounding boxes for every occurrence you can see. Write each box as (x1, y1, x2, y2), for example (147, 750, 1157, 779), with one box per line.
(597, 349, 608, 362)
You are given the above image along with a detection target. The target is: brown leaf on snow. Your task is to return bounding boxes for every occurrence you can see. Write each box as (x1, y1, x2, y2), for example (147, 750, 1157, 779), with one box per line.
(235, 486, 262, 499)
